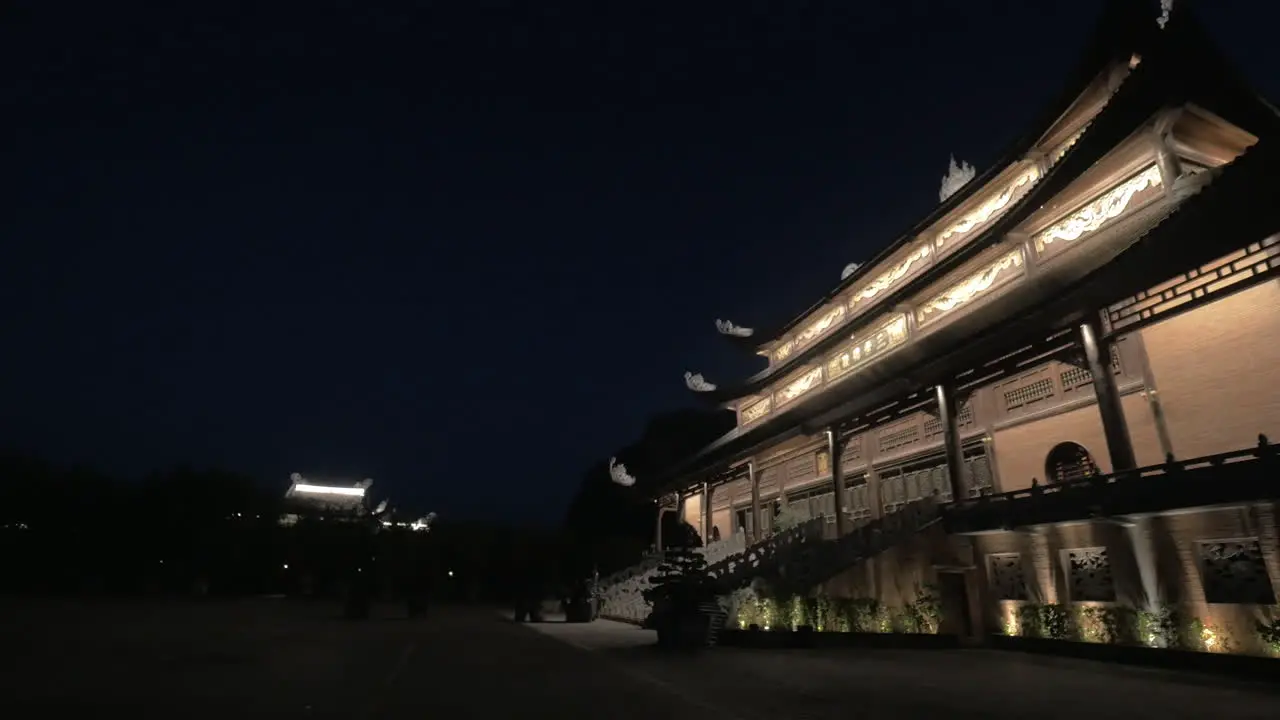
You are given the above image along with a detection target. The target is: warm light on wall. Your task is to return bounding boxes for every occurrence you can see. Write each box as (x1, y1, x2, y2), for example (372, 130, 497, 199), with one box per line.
(936, 166, 1041, 247)
(1034, 165, 1163, 254)
(917, 249, 1025, 325)
(295, 484, 365, 497)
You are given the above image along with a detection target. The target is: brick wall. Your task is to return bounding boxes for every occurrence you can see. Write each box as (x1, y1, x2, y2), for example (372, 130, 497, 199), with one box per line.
(991, 391, 1163, 493)
(1140, 280, 1280, 459)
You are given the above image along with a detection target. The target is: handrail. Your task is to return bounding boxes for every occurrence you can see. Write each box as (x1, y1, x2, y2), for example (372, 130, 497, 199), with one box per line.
(944, 435, 1275, 511)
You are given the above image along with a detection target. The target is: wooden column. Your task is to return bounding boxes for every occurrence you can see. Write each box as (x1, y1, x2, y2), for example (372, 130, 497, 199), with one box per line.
(701, 481, 714, 544)
(748, 461, 761, 543)
(935, 383, 967, 501)
(1080, 317, 1137, 472)
(828, 426, 850, 537)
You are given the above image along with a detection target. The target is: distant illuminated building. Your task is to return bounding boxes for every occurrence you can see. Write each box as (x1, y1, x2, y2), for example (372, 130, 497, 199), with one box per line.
(279, 473, 373, 525)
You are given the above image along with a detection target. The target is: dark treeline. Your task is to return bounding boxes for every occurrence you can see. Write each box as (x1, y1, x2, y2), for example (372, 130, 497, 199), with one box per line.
(561, 408, 734, 577)
(0, 453, 561, 602)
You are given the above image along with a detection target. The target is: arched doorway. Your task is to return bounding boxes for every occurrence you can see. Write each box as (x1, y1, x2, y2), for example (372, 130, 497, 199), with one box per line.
(1045, 442, 1100, 483)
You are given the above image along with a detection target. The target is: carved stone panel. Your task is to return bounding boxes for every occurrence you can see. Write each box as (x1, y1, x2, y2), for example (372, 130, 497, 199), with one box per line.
(1197, 539, 1277, 605)
(1063, 547, 1116, 602)
(988, 553, 1028, 601)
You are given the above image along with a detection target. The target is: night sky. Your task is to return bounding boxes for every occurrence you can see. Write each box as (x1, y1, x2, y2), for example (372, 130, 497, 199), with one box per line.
(3, 1, 1276, 523)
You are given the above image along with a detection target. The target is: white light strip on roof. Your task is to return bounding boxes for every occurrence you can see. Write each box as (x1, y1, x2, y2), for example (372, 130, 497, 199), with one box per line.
(295, 483, 365, 497)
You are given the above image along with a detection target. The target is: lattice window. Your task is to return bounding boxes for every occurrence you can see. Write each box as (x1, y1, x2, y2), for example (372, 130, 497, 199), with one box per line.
(878, 423, 921, 454)
(1060, 364, 1092, 392)
(965, 453, 994, 497)
(923, 415, 941, 440)
(1004, 377, 1054, 412)
(1064, 547, 1115, 602)
(1060, 346, 1123, 393)
(880, 460, 951, 513)
(846, 480, 872, 521)
(922, 403, 976, 441)
(988, 553, 1028, 601)
(1197, 539, 1277, 605)
(1107, 236, 1280, 333)
(1046, 442, 1100, 483)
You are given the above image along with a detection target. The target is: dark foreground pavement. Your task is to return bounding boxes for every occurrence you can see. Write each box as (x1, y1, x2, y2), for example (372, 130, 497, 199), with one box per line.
(0, 599, 711, 719)
(2, 599, 1278, 719)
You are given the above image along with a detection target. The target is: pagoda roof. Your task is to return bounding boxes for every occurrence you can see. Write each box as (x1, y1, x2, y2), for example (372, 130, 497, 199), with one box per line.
(663, 135, 1280, 492)
(701, 0, 1274, 407)
(663, 6, 1280, 492)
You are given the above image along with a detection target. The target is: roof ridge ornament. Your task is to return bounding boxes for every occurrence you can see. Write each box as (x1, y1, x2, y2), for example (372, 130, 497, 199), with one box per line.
(1157, 0, 1173, 30)
(684, 371, 717, 392)
(939, 155, 976, 202)
(608, 457, 637, 487)
(841, 262, 862, 280)
(715, 319, 754, 337)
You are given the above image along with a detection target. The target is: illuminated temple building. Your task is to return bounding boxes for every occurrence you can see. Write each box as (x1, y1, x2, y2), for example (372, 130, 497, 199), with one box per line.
(600, 2, 1280, 648)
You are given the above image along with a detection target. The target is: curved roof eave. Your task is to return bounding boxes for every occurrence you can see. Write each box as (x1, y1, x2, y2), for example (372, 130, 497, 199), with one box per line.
(738, 0, 1157, 352)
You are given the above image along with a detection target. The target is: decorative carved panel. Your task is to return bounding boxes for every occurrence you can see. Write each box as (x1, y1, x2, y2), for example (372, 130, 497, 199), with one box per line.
(815, 450, 830, 477)
(1197, 539, 1277, 605)
(916, 249, 1026, 327)
(1064, 547, 1116, 602)
(774, 366, 824, 408)
(741, 397, 772, 425)
(988, 553, 1028, 601)
(935, 164, 1041, 253)
(825, 314, 910, 383)
(794, 305, 846, 351)
(847, 244, 932, 318)
(1033, 165, 1163, 259)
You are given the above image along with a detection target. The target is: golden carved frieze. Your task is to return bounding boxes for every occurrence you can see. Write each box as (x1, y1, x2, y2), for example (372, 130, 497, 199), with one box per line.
(774, 366, 824, 407)
(935, 165, 1042, 248)
(741, 397, 772, 424)
(795, 304, 846, 349)
(1034, 165, 1163, 255)
(848, 243, 932, 314)
(916, 249, 1025, 326)
(825, 314, 910, 382)
(772, 340, 795, 364)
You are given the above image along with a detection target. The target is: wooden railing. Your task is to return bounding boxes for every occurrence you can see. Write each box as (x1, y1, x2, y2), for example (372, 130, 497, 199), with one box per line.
(942, 436, 1279, 533)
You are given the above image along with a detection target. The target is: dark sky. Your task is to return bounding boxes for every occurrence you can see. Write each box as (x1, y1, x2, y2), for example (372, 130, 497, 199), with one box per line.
(2, 1, 1275, 522)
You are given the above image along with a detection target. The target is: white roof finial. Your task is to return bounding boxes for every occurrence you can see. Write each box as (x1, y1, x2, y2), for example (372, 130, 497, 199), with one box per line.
(939, 155, 976, 202)
(684, 371, 717, 392)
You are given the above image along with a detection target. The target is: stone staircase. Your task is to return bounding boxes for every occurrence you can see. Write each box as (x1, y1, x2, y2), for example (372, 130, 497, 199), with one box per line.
(597, 499, 939, 623)
(596, 530, 749, 623)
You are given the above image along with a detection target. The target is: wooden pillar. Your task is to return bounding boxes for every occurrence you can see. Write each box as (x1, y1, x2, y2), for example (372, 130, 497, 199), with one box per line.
(935, 383, 967, 501)
(749, 461, 761, 543)
(701, 481, 714, 544)
(827, 426, 850, 537)
(1080, 317, 1137, 472)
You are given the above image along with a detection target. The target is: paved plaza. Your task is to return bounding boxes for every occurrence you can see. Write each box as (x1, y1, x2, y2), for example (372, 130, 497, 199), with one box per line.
(1, 599, 1277, 718)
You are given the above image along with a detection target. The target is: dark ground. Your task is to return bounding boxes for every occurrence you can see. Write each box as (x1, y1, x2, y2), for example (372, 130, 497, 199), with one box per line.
(1, 599, 1278, 719)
